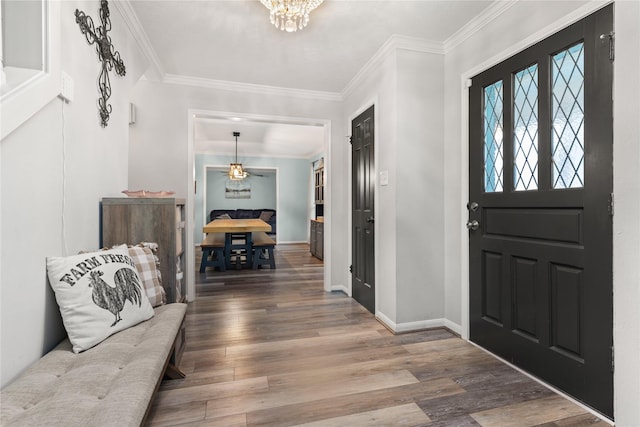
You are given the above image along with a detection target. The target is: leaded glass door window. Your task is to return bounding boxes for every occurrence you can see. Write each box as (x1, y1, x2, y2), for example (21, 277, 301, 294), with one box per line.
(513, 64, 539, 191)
(552, 42, 585, 189)
(481, 43, 586, 194)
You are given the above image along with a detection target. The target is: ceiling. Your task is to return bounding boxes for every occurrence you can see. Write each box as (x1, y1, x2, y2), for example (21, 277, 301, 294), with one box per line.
(128, 0, 496, 157)
(194, 117, 326, 158)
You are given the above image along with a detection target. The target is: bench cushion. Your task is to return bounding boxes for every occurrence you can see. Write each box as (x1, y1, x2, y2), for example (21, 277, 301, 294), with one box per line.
(0, 303, 187, 427)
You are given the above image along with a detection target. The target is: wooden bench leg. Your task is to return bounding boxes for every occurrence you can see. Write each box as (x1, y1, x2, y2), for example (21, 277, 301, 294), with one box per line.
(252, 248, 262, 270)
(215, 247, 226, 272)
(199, 248, 212, 273)
(164, 363, 186, 380)
(267, 247, 276, 269)
(201, 247, 226, 272)
(252, 247, 276, 269)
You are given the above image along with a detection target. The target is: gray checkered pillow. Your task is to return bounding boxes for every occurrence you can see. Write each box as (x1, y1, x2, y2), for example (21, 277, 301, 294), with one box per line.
(127, 244, 166, 307)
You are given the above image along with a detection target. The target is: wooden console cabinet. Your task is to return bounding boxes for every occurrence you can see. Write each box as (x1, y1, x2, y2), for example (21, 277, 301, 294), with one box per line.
(310, 219, 324, 260)
(101, 197, 187, 367)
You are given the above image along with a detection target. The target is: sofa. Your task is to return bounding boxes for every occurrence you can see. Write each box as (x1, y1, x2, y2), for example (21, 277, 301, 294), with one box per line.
(0, 303, 187, 426)
(210, 208, 276, 235)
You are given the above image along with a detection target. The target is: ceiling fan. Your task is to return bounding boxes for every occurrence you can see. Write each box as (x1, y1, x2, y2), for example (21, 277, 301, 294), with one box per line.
(221, 132, 271, 178)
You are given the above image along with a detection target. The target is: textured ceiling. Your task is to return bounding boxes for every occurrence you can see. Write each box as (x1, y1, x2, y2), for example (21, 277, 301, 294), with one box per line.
(130, 0, 494, 93)
(129, 0, 496, 156)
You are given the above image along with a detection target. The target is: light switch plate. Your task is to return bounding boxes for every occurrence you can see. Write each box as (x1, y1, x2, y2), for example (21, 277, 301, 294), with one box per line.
(379, 170, 389, 186)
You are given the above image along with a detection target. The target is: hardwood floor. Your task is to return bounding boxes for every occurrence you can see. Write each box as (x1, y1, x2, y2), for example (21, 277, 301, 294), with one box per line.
(146, 243, 609, 427)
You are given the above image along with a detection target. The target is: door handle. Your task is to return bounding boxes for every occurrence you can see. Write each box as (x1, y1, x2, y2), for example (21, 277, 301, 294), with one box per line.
(466, 220, 480, 231)
(367, 216, 375, 224)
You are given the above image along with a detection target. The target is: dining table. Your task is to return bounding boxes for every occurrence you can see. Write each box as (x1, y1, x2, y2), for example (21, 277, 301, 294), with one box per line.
(203, 218, 272, 269)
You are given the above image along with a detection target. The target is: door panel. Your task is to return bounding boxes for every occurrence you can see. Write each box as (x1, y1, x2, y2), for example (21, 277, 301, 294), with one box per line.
(469, 5, 613, 418)
(352, 105, 375, 314)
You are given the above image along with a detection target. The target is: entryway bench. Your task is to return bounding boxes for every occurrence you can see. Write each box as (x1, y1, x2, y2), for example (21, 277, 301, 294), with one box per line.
(0, 303, 187, 427)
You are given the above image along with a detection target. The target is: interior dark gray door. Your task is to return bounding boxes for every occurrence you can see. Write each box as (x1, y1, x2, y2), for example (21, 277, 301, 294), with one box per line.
(352, 105, 375, 314)
(468, 5, 613, 417)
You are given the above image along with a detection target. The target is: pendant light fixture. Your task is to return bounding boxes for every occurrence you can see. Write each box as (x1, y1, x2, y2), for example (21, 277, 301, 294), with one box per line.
(228, 131, 248, 180)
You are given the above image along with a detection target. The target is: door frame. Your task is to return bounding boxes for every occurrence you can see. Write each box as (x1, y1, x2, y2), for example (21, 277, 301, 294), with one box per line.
(346, 97, 379, 309)
(458, 2, 612, 341)
(187, 109, 333, 301)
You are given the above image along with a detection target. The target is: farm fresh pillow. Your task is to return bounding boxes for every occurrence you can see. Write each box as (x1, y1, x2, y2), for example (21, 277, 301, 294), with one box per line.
(47, 247, 154, 353)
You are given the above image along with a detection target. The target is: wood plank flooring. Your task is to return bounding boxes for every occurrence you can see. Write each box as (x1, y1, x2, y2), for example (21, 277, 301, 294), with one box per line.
(145, 243, 609, 427)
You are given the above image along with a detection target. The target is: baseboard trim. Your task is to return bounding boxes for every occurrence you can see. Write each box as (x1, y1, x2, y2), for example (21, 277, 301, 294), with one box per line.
(375, 313, 463, 335)
(443, 319, 463, 336)
(331, 284, 349, 295)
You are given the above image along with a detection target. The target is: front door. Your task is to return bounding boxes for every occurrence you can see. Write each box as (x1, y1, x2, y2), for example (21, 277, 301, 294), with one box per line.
(468, 5, 613, 417)
(352, 105, 375, 313)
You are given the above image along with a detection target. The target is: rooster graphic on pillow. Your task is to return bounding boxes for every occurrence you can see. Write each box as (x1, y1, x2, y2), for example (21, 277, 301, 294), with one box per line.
(88, 268, 143, 327)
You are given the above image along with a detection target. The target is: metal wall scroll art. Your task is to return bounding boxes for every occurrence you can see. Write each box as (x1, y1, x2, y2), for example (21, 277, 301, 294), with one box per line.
(75, 0, 126, 127)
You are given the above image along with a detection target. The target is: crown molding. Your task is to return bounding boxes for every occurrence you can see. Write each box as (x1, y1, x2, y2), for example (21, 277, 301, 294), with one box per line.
(460, 0, 612, 80)
(111, 0, 165, 81)
(162, 74, 343, 102)
(341, 34, 443, 100)
(443, 0, 519, 54)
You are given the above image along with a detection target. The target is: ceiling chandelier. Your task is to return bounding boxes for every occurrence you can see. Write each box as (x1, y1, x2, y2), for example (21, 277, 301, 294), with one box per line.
(260, 0, 324, 32)
(229, 132, 248, 180)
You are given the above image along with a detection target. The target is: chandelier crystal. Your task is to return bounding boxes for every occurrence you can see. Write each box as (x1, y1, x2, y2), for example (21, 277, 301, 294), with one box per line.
(260, 0, 324, 32)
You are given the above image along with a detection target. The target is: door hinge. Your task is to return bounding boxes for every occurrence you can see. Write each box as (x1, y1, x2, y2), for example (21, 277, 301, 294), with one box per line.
(600, 32, 615, 61)
(611, 346, 615, 372)
(349, 264, 353, 273)
(608, 193, 614, 216)
(349, 136, 353, 144)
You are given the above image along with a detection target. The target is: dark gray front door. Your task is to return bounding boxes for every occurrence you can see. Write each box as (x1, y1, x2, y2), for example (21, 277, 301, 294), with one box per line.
(468, 5, 613, 417)
(352, 105, 375, 314)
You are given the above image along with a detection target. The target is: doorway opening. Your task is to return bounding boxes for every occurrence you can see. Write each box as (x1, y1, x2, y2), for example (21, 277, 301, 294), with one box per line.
(186, 110, 331, 299)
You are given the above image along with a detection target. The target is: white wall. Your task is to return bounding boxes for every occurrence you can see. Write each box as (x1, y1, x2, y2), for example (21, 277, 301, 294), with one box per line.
(342, 47, 445, 329)
(343, 51, 398, 321)
(0, 0, 148, 387)
(129, 81, 347, 297)
(612, 2, 640, 423)
(442, 1, 640, 423)
(395, 50, 445, 325)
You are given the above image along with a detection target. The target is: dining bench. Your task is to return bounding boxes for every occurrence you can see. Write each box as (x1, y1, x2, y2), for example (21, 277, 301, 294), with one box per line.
(199, 232, 226, 272)
(252, 231, 276, 269)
